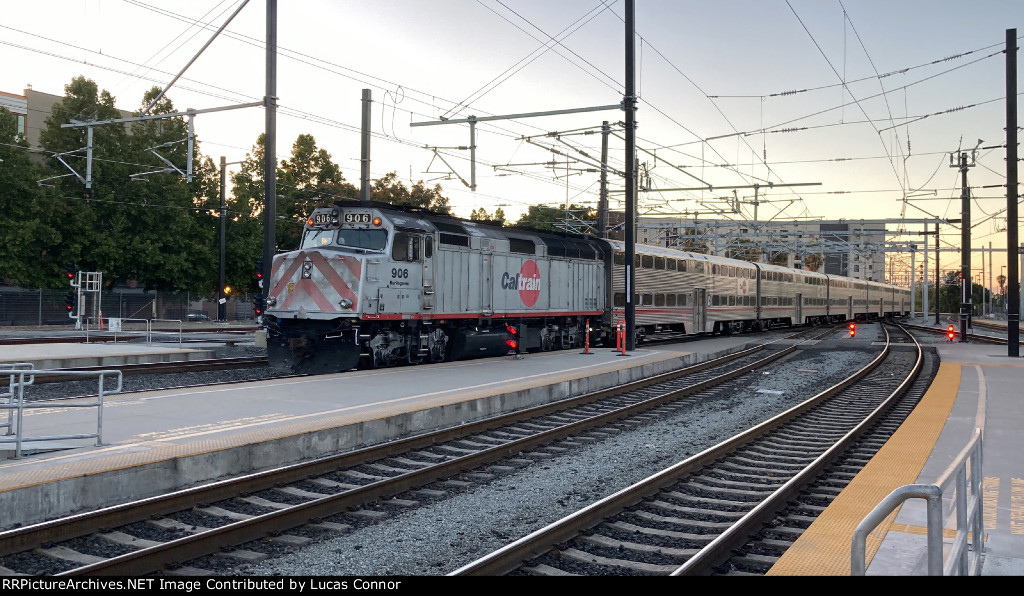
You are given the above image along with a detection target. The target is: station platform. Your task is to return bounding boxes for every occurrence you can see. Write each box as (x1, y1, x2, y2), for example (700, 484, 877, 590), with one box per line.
(1, 325, 1021, 576)
(768, 325, 1024, 576)
(0, 342, 218, 370)
(0, 333, 759, 530)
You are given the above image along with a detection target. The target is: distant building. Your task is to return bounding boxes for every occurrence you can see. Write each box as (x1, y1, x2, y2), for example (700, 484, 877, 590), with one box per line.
(0, 86, 132, 150)
(0, 87, 66, 149)
(629, 215, 888, 282)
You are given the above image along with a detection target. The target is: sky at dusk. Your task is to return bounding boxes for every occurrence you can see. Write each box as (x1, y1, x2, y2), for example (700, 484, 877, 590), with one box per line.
(2, 1, 1022, 284)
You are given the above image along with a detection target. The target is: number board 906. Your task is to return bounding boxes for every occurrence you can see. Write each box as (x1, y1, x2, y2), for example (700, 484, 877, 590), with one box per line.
(344, 213, 371, 224)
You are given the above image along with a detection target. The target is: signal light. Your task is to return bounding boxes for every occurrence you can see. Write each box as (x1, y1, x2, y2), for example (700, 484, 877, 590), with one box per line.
(64, 291, 77, 313)
(848, 322, 856, 338)
(65, 262, 76, 282)
(253, 296, 265, 318)
(947, 325, 956, 342)
(505, 324, 520, 355)
(254, 258, 264, 289)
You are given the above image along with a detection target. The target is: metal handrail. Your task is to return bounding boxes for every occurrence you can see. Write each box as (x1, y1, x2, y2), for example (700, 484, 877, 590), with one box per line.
(2, 363, 36, 436)
(149, 318, 183, 345)
(0, 368, 124, 459)
(852, 430, 984, 575)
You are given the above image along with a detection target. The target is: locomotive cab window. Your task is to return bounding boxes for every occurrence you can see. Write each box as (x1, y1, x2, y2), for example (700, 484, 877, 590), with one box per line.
(302, 229, 335, 249)
(321, 228, 388, 251)
(392, 232, 422, 263)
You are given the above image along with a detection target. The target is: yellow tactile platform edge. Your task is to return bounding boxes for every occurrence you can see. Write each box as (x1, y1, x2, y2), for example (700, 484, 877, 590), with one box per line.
(766, 362, 961, 575)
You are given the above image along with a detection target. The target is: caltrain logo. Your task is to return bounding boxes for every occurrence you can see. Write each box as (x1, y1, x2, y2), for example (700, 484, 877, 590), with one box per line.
(501, 259, 541, 307)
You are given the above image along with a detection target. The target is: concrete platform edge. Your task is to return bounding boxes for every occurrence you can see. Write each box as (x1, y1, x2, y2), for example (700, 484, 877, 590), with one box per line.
(0, 344, 748, 530)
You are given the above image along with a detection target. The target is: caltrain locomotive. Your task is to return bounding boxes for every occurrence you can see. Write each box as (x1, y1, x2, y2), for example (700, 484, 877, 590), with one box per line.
(263, 201, 910, 374)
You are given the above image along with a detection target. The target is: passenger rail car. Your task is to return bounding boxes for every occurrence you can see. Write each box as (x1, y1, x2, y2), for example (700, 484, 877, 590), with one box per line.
(265, 201, 910, 374)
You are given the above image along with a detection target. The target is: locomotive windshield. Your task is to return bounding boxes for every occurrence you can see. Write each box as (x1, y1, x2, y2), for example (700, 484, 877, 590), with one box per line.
(300, 228, 388, 252)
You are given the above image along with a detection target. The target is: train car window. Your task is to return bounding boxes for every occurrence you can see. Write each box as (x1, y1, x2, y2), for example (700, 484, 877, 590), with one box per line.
(614, 251, 625, 265)
(654, 257, 665, 270)
(641, 255, 654, 269)
(424, 236, 433, 258)
(635, 293, 641, 305)
(711, 295, 719, 306)
(666, 294, 677, 306)
(695, 262, 705, 274)
(635, 255, 641, 268)
(655, 293, 665, 306)
(678, 260, 686, 272)
(666, 259, 676, 271)
(728, 295, 736, 306)
(614, 292, 625, 307)
(439, 233, 469, 247)
(509, 238, 536, 255)
(712, 265, 719, 275)
(332, 228, 388, 251)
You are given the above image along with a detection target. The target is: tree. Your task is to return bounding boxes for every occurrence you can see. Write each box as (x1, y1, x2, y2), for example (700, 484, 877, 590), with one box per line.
(470, 206, 506, 226)
(370, 171, 450, 214)
(0, 108, 62, 287)
(278, 134, 356, 250)
(803, 253, 823, 272)
(724, 239, 761, 262)
(514, 204, 592, 232)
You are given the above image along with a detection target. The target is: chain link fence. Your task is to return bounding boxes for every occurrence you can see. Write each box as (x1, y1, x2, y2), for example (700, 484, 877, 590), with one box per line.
(0, 286, 259, 327)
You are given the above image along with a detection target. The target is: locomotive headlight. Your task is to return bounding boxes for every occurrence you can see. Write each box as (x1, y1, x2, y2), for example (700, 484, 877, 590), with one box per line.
(339, 298, 353, 309)
(265, 296, 276, 306)
(302, 261, 313, 279)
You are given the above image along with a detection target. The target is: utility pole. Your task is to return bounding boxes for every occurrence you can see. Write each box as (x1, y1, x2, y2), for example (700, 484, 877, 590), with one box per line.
(262, 0, 277, 327)
(951, 149, 975, 341)
(1007, 28, 1020, 356)
(598, 121, 610, 238)
(921, 223, 930, 320)
(935, 222, 941, 326)
(219, 157, 245, 322)
(624, 0, 637, 352)
(360, 89, 372, 202)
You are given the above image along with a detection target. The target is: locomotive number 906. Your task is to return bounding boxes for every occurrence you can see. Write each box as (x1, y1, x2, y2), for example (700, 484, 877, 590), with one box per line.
(344, 213, 371, 223)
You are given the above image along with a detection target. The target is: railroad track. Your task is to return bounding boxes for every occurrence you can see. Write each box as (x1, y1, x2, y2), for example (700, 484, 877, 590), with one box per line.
(901, 321, 1016, 345)
(0, 329, 257, 346)
(25, 357, 269, 384)
(0, 327, 832, 576)
(449, 323, 925, 576)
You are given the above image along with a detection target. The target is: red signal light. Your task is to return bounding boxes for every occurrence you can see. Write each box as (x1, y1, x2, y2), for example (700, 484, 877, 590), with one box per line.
(947, 325, 955, 342)
(848, 322, 856, 337)
(505, 324, 520, 354)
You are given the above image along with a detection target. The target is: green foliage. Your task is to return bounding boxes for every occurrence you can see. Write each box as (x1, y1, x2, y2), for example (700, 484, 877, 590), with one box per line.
(469, 206, 506, 226)
(0, 108, 62, 287)
(0, 75, 457, 295)
(370, 172, 450, 214)
(513, 204, 592, 232)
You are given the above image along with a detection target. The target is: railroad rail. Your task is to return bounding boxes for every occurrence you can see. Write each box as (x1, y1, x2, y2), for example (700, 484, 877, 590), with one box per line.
(25, 357, 269, 384)
(0, 327, 831, 576)
(449, 323, 923, 576)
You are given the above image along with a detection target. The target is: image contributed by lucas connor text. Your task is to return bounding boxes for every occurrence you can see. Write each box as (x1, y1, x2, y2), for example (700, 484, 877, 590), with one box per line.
(1, 578, 407, 593)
